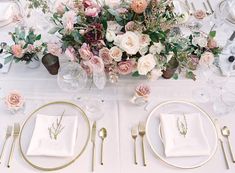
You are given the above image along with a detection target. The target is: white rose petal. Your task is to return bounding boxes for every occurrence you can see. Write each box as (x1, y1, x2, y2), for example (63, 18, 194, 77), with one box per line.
(137, 54, 156, 75)
(106, 30, 116, 42)
(192, 37, 207, 47)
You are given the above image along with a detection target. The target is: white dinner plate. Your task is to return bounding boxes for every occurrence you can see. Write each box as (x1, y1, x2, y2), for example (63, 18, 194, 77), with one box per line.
(19, 101, 90, 171)
(146, 100, 218, 169)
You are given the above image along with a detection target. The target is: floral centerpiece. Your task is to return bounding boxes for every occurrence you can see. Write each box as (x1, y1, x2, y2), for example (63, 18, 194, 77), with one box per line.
(2, 27, 45, 67)
(48, 0, 220, 83)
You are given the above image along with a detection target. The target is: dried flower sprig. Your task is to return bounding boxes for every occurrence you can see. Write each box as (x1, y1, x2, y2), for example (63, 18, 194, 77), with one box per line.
(177, 114, 188, 137)
(48, 110, 65, 140)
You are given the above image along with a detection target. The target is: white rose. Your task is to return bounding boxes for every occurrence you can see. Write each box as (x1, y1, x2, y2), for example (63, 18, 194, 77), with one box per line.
(139, 34, 151, 47)
(114, 31, 140, 55)
(148, 68, 163, 81)
(110, 46, 123, 62)
(199, 52, 214, 66)
(139, 46, 148, 55)
(192, 37, 207, 47)
(149, 42, 165, 54)
(137, 54, 156, 75)
(106, 30, 116, 42)
(177, 12, 189, 24)
(107, 21, 123, 33)
(34, 40, 42, 47)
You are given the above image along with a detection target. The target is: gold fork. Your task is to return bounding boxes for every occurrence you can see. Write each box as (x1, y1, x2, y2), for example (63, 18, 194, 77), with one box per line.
(139, 122, 146, 166)
(0, 126, 12, 164)
(131, 126, 138, 165)
(7, 123, 20, 168)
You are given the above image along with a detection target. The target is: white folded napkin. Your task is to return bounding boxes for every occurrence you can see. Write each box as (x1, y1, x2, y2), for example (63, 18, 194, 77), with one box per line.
(160, 113, 210, 157)
(0, 2, 14, 22)
(27, 114, 78, 157)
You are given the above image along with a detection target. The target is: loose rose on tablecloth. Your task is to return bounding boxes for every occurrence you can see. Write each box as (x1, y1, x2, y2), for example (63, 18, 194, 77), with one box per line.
(5, 90, 25, 113)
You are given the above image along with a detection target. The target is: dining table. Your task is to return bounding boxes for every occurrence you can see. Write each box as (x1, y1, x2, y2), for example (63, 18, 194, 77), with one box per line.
(0, 0, 235, 173)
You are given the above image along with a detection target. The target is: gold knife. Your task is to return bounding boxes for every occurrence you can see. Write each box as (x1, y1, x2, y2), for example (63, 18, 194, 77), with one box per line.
(91, 121, 96, 172)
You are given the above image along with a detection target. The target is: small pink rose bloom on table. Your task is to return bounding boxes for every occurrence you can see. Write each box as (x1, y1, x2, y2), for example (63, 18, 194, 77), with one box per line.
(5, 90, 25, 113)
(130, 84, 151, 105)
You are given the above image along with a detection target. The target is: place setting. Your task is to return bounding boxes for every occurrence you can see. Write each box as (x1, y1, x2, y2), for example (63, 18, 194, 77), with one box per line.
(128, 99, 235, 171)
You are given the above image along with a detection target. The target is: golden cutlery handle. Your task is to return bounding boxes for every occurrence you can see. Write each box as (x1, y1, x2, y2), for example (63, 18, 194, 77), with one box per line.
(101, 139, 104, 165)
(134, 139, 137, 165)
(220, 140, 230, 169)
(92, 142, 95, 172)
(0, 139, 7, 163)
(228, 137, 235, 163)
(7, 137, 16, 168)
(141, 136, 146, 166)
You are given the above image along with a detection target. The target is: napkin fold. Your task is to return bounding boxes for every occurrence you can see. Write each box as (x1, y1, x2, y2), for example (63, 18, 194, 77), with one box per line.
(27, 114, 78, 157)
(160, 113, 210, 157)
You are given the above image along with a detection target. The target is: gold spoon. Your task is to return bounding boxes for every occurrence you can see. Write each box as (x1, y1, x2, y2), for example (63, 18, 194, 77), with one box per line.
(99, 128, 107, 165)
(221, 126, 235, 163)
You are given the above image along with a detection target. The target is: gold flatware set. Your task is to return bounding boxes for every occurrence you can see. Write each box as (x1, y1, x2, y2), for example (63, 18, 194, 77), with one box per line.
(0, 123, 20, 168)
(131, 122, 147, 166)
(91, 121, 107, 172)
(185, 0, 214, 16)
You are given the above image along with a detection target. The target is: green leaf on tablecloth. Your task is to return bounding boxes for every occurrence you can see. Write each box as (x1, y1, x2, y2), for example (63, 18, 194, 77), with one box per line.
(209, 31, 216, 38)
(4, 55, 13, 64)
(49, 27, 61, 34)
(132, 71, 140, 77)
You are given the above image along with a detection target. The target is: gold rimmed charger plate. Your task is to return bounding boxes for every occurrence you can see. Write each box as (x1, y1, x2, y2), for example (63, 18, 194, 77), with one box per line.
(146, 100, 218, 169)
(19, 101, 90, 171)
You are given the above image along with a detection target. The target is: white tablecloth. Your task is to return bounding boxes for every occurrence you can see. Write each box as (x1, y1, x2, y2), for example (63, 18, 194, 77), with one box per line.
(0, 0, 235, 173)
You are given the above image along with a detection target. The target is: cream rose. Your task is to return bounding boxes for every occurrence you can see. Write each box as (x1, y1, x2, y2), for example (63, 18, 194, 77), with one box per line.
(137, 54, 156, 75)
(106, 30, 116, 42)
(109, 46, 123, 62)
(199, 52, 215, 66)
(139, 34, 151, 47)
(114, 31, 140, 55)
(147, 68, 163, 81)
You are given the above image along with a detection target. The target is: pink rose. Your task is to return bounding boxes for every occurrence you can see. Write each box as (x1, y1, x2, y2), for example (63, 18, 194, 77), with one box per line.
(65, 46, 77, 62)
(79, 43, 93, 60)
(5, 91, 24, 110)
(11, 44, 24, 58)
(117, 60, 135, 75)
(27, 44, 35, 52)
(207, 39, 217, 49)
(62, 11, 77, 33)
(87, 56, 104, 73)
(199, 52, 214, 67)
(85, 6, 100, 17)
(135, 84, 151, 97)
(47, 43, 62, 57)
(125, 21, 135, 31)
(194, 10, 206, 20)
(83, 0, 93, 8)
(99, 47, 112, 65)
